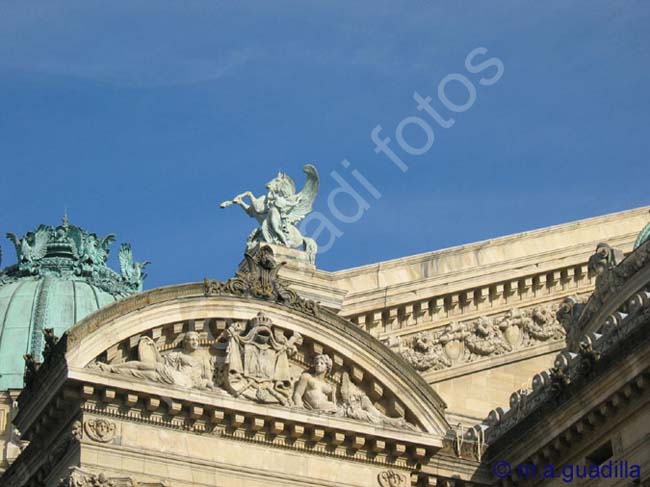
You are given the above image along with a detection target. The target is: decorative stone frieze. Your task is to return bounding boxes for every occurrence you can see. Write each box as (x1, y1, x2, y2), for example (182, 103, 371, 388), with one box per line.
(347, 262, 594, 337)
(221, 311, 302, 405)
(59, 467, 166, 487)
(386, 305, 566, 372)
(90, 331, 214, 392)
(87, 309, 418, 432)
(466, 244, 650, 446)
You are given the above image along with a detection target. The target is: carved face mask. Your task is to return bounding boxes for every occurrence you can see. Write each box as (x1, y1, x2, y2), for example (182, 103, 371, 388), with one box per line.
(184, 333, 200, 352)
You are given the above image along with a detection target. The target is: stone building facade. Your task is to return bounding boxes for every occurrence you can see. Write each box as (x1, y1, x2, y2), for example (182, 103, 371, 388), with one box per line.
(0, 203, 649, 486)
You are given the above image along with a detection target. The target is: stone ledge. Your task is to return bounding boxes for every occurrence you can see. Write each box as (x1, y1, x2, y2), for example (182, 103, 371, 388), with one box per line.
(70, 370, 443, 467)
(422, 341, 565, 384)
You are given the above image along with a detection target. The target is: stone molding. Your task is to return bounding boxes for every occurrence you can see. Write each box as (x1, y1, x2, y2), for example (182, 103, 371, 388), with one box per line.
(422, 341, 564, 384)
(347, 263, 594, 338)
(1, 417, 81, 487)
(74, 378, 439, 468)
(333, 206, 648, 300)
(466, 257, 650, 449)
(487, 364, 649, 487)
(571, 239, 650, 345)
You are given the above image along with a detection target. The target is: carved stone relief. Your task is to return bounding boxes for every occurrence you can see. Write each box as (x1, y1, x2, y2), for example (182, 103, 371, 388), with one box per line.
(84, 419, 116, 443)
(292, 354, 416, 429)
(293, 354, 337, 412)
(377, 470, 408, 487)
(574, 240, 650, 337)
(60, 467, 166, 487)
(91, 331, 214, 391)
(388, 304, 566, 372)
(89, 312, 417, 431)
(204, 244, 320, 317)
(221, 312, 302, 405)
(71, 420, 83, 442)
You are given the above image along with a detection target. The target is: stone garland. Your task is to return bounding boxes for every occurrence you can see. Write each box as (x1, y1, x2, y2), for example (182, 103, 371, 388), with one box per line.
(385, 304, 567, 372)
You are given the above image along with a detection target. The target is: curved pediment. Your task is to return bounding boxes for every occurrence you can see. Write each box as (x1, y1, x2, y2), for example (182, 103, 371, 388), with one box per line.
(65, 286, 447, 434)
(61, 246, 448, 441)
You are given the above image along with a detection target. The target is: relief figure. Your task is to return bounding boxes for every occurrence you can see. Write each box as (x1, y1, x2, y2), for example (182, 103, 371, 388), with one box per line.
(223, 312, 302, 405)
(95, 332, 214, 390)
(292, 354, 338, 413)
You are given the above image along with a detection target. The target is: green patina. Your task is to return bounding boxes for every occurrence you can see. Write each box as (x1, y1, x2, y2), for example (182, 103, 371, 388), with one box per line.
(0, 216, 149, 390)
(634, 221, 650, 249)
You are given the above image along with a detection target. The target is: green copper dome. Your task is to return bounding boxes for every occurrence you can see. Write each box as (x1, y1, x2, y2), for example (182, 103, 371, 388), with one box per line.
(0, 218, 149, 390)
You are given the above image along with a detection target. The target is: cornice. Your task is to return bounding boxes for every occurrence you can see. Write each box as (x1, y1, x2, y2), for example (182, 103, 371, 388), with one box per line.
(71, 371, 441, 468)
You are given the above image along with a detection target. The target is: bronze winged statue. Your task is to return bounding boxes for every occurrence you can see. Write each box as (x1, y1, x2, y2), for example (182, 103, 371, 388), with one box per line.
(220, 164, 319, 263)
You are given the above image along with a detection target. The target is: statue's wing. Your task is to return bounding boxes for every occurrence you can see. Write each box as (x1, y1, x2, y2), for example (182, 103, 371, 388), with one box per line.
(285, 164, 319, 224)
(118, 243, 133, 278)
(6, 233, 21, 256)
(31, 226, 50, 260)
(99, 234, 116, 255)
(67, 226, 83, 258)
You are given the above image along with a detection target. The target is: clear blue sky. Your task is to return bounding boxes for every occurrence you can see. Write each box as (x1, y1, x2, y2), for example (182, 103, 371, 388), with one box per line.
(1, 1, 649, 288)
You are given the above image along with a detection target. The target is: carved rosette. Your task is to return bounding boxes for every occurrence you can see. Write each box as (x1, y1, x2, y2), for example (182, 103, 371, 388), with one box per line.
(84, 419, 117, 443)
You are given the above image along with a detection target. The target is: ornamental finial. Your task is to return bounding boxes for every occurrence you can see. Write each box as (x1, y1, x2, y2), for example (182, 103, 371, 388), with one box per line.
(2, 221, 148, 296)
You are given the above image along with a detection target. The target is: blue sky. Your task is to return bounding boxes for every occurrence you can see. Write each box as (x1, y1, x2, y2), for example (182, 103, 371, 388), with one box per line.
(0, 0, 649, 288)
